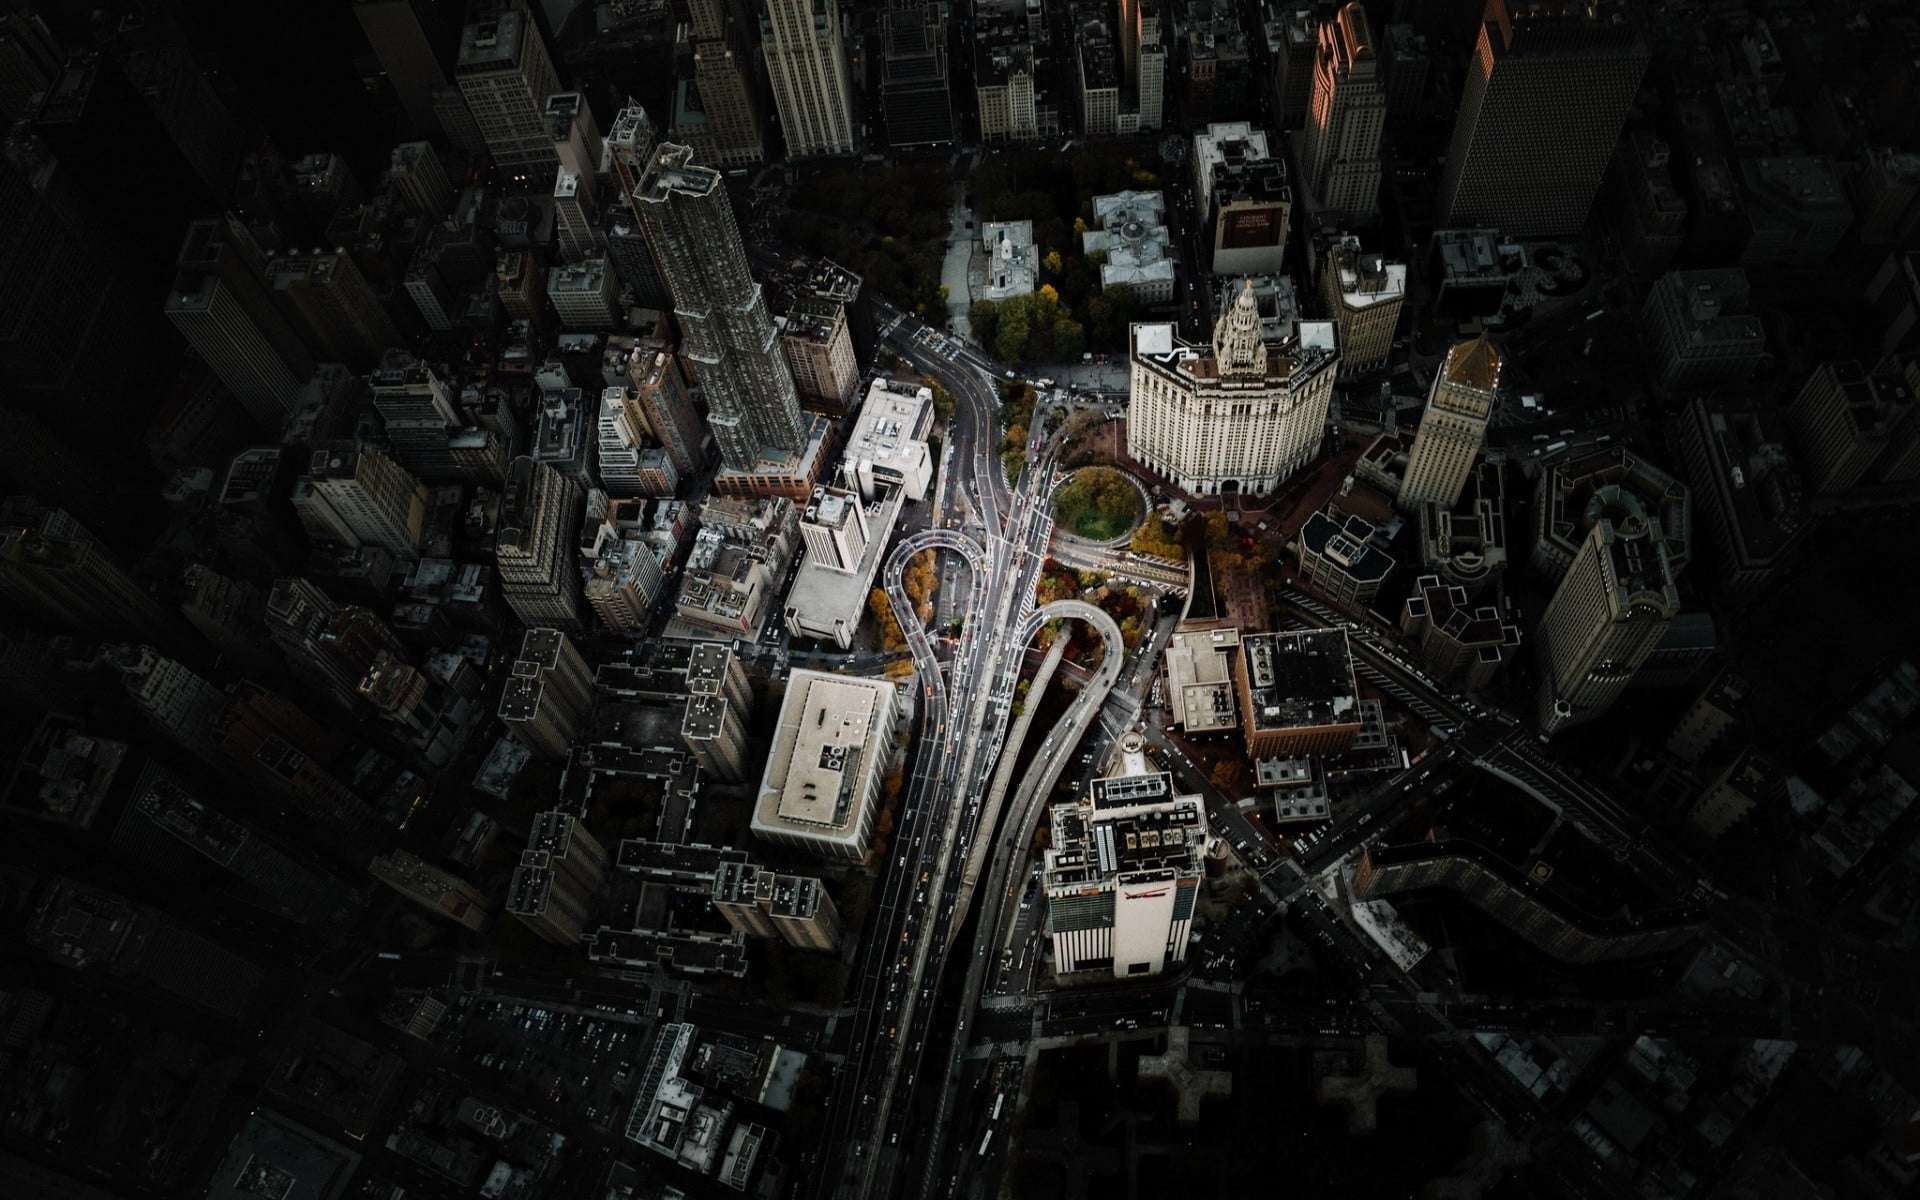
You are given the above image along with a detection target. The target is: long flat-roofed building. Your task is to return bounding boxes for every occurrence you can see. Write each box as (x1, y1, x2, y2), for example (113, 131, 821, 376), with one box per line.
(1043, 733, 1206, 978)
(1126, 283, 1338, 497)
(1237, 628, 1361, 758)
(751, 669, 901, 860)
(710, 861, 843, 951)
(1161, 627, 1239, 734)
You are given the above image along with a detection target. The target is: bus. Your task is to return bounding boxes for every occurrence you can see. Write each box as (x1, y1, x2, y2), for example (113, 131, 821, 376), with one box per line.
(991, 1094, 1004, 1121)
(979, 1129, 994, 1156)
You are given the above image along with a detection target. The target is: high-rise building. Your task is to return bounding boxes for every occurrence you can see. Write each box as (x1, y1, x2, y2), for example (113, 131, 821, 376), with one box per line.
(0, 498, 185, 644)
(497, 627, 594, 760)
(1436, 1, 1649, 237)
(1294, 507, 1394, 616)
(304, 442, 428, 561)
(1126, 284, 1339, 496)
(1672, 396, 1807, 592)
(547, 258, 620, 329)
(678, 0, 765, 166)
(1319, 235, 1404, 377)
(579, 511, 671, 634)
(710, 862, 842, 951)
(624, 141, 804, 470)
(1531, 446, 1692, 583)
(455, 8, 563, 185)
(0, 8, 62, 122)
(1666, 670, 1745, 766)
(615, 343, 705, 477)
(751, 669, 901, 860)
(975, 39, 1040, 144)
(597, 389, 678, 497)
(214, 681, 382, 837)
(507, 810, 609, 944)
(1193, 122, 1291, 276)
(1301, 4, 1384, 220)
(1043, 734, 1205, 978)
(880, 2, 954, 148)
(433, 83, 487, 155)
(1380, 23, 1429, 122)
(1642, 269, 1767, 393)
(759, 0, 857, 158)
(370, 849, 491, 931)
(1273, 6, 1321, 126)
(1786, 358, 1915, 496)
(496, 458, 587, 630)
(179, 564, 275, 672)
(1400, 574, 1519, 693)
(1398, 336, 1501, 512)
(265, 251, 402, 371)
(369, 350, 465, 483)
(781, 290, 861, 415)
(386, 140, 452, 218)
(1536, 516, 1682, 737)
(166, 217, 316, 429)
(108, 643, 229, 763)
(263, 578, 408, 713)
(1077, 20, 1121, 136)
(353, 0, 452, 138)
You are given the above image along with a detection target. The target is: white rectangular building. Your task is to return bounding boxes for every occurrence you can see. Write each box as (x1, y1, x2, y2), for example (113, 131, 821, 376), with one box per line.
(752, 669, 902, 860)
(843, 378, 934, 501)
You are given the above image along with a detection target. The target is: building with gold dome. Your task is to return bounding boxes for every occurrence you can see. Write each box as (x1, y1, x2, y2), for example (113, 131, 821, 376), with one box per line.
(1126, 279, 1339, 496)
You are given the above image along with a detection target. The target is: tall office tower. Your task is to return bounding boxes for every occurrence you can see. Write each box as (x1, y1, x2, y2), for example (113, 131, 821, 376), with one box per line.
(1401, 575, 1520, 693)
(621, 347, 705, 476)
(166, 218, 316, 429)
(1437, 0, 1648, 237)
(1301, 4, 1384, 220)
(1380, 23, 1429, 122)
(1320, 234, 1404, 377)
(579, 512, 670, 633)
(179, 564, 276, 672)
(1536, 516, 1681, 737)
(710, 863, 842, 950)
(781, 289, 861, 414)
(759, 0, 857, 158)
(1126, 284, 1339, 496)
(496, 457, 587, 630)
(432, 83, 487, 155)
(1136, 4, 1165, 130)
(262, 578, 398, 711)
(1273, 6, 1322, 126)
(628, 143, 805, 470)
(370, 349, 462, 482)
(507, 810, 609, 944)
(975, 39, 1039, 144)
(1672, 397, 1807, 593)
(494, 250, 544, 320)
(120, 762, 360, 927)
(670, 0, 762, 167)
(596, 389, 678, 497)
(1398, 336, 1501, 512)
(370, 849, 491, 931)
(751, 669, 903, 860)
(497, 628, 593, 760)
(0, 8, 62, 121)
(605, 206, 671, 308)
(1641, 269, 1767, 393)
(265, 251, 402, 371)
(289, 152, 365, 231)
(1077, 20, 1120, 137)
(211, 681, 382, 835)
(357, 649, 469, 758)
(455, 7, 563, 186)
(386, 141, 453, 218)
(682, 686, 751, 780)
(0, 498, 184, 644)
(545, 92, 603, 178)
(1193, 122, 1291, 275)
(1786, 359, 1916, 496)
(1043, 734, 1205, 979)
(107, 643, 229, 763)
(89, 8, 241, 202)
(215, 447, 306, 582)
(305, 442, 428, 561)
(799, 484, 869, 570)
(880, 2, 954, 148)
(548, 259, 620, 329)
(354, 0, 452, 137)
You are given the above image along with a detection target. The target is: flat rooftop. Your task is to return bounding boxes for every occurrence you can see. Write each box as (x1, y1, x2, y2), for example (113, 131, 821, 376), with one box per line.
(771, 674, 882, 828)
(1241, 629, 1358, 732)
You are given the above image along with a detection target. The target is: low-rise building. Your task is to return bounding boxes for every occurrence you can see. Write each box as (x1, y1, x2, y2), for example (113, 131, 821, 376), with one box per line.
(1237, 629, 1362, 758)
(784, 484, 906, 649)
(980, 220, 1039, 302)
(1161, 627, 1239, 734)
(1257, 755, 1331, 824)
(1082, 190, 1175, 305)
(1294, 507, 1394, 617)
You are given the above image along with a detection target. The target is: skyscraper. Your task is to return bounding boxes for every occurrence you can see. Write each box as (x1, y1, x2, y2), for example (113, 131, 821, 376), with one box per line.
(166, 217, 316, 429)
(507, 810, 609, 944)
(1301, 3, 1385, 220)
(353, 0, 452, 138)
(0, 499, 186, 644)
(370, 849, 491, 931)
(679, 0, 765, 166)
(265, 251, 402, 371)
(1536, 516, 1681, 737)
(455, 7, 562, 186)
(880, 2, 954, 149)
(108, 643, 230, 763)
(496, 457, 587, 630)
(305, 442, 428, 561)
(1126, 282, 1339, 496)
(626, 141, 804, 470)
(760, 0, 857, 158)
(1437, 0, 1648, 237)
(369, 349, 463, 482)
(497, 628, 594, 760)
(1786, 358, 1916, 496)
(1320, 234, 1405, 378)
(1398, 336, 1501, 512)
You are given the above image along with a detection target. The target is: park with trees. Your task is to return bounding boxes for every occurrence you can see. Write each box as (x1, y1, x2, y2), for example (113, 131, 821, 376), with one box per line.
(1050, 466, 1142, 541)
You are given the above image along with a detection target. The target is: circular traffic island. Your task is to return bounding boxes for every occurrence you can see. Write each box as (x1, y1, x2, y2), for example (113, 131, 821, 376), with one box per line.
(1051, 466, 1144, 543)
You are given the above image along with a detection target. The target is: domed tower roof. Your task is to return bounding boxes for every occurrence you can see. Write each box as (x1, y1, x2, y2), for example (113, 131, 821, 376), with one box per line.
(1213, 278, 1265, 379)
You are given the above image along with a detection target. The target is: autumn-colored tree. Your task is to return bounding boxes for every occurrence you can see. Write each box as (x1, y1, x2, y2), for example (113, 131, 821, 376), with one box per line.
(868, 588, 906, 651)
(1043, 249, 1064, 275)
